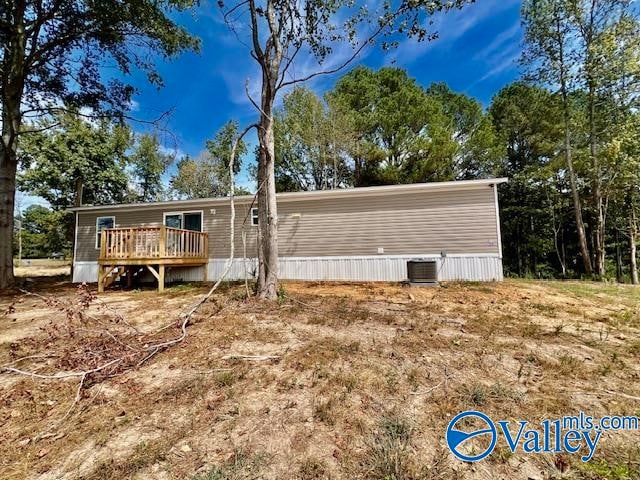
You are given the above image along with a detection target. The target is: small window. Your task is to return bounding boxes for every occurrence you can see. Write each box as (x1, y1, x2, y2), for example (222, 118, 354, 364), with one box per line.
(96, 216, 115, 249)
(163, 211, 203, 232)
(251, 208, 259, 226)
(164, 213, 182, 229)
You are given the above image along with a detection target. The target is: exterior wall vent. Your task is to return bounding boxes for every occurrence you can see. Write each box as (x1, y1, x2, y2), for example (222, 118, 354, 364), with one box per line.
(407, 259, 438, 285)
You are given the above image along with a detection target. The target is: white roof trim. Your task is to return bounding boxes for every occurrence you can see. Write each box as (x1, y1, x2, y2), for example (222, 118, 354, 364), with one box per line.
(68, 178, 508, 213)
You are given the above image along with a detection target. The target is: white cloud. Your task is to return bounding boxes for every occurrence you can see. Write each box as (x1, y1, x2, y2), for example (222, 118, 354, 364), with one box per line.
(15, 191, 50, 214)
(386, 0, 520, 66)
(470, 50, 520, 88)
(473, 21, 521, 62)
(158, 143, 186, 161)
(128, 99, 140, 112)
(465, 23, 522, 91)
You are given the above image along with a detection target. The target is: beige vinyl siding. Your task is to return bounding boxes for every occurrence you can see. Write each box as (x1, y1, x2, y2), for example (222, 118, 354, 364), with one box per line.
(76, 205, 258, 262)
(75, 185, 499, 262)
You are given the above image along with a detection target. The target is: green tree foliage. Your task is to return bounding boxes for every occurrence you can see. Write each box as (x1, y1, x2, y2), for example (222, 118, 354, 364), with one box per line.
(489, 83, 568, 277)
(274, 87, 352, 191)
(130, 134, 173, 202)
(18, 111, 133, 209)
(521, 0, 594, 275)
(170, 153, 224, 199)
(520, 0, 640, 279)
(0, 0, 199, 287)
(425, 83, 503, 180)
(170, 121, 247, 199)
(329, 67, 436, 185)
(16, 205, 69, 258)
(327, 67, 502, 186)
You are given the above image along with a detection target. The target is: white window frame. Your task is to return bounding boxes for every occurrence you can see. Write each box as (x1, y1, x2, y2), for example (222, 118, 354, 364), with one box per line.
(95, 216, 115, 250)
(162, 210, 204, 232)
(251, 207, 259, 226)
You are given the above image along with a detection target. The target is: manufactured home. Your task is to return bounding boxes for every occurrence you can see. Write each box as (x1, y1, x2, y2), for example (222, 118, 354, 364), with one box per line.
(69, 178, 507, 291)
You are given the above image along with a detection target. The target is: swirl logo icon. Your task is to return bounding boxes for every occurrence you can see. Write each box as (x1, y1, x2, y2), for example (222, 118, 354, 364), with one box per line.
(446, 411, 497, 462)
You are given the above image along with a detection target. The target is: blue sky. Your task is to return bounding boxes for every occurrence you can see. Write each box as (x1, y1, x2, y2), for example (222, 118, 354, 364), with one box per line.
(128, 0, 523, 192)
(20, 0, 523, 208)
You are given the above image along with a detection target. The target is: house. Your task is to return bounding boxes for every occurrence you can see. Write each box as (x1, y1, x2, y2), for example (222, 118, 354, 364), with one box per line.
(69, 178, 508, 291)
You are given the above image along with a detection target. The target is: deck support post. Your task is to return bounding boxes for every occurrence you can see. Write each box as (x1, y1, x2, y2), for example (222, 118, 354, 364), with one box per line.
(98, 265, 112, 293)
(146, 265, 165, 292)
(98, 266, 105, 293)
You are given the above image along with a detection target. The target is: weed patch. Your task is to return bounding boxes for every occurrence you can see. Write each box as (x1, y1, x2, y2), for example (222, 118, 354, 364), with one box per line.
(193, 450, 267, 480)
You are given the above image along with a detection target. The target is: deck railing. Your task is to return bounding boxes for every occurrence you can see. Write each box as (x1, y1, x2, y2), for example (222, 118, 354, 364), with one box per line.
(100, 226, 208, 261)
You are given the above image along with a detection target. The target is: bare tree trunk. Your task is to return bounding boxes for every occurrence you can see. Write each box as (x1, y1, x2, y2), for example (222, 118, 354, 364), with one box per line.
(561, 85, 592, 276)
(0, 153, 18, 289)
(245, 0, 282, 300)
(589, 83, 606, 278)
(256, 157, 266, 290)
(256, 74, 279, 299)
(630, 207, 638, 285)
(0, 7, 26, 289)
(553, 221, 567, 278)
(548, 186, 567, 277)
(553, 11, 592, 276)
(615, 229, 622, 283)
(256, 116, 279, 299)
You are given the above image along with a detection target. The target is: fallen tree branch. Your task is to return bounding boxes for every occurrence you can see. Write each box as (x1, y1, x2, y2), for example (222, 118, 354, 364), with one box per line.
(221, 354, 281, 361)
(603, 390, 640, 402)
(410, 367, 452, 396)
(284, 294, 325, 314)
(1, 353, 58, 367)
(2, 358, 124, 380)
(34, 373, 87, 441)
(1, 123, 258, 434)
(409, 381, 444, 396)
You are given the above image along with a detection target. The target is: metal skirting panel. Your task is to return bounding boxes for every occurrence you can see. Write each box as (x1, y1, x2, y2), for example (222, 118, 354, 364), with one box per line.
(72, 262, 99, 283)
(72, 255, 503, 284)
(276, 255, 503, 282)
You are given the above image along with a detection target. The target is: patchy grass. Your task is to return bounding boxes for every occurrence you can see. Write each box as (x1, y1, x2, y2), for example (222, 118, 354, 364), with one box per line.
(576, 444, 640, 480)
(14, 258, 70, 279)
(358, 415, 415, 480)
(193, 450, 267, 480)
(1, 278, 640, 479)
(540, 279, 640, 307)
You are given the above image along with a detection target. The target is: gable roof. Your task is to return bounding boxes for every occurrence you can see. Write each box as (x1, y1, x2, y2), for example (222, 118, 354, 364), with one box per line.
(68, 177, 508, 213)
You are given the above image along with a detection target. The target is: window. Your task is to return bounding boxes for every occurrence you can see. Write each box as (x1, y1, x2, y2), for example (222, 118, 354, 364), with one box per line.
(164, 214, 182, 229)
(163, 211, 203, 232)
(251, 208, 259, 226)
(184, 212, 202, 232)
(96, 216, 115, 249)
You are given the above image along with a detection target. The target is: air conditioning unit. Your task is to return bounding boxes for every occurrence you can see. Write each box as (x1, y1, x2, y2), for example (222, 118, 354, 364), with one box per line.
(407, 259, 438, 286)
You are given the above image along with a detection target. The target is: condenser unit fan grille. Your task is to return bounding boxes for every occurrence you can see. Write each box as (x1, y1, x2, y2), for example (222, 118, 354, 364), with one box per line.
(407, 260, 438, 283)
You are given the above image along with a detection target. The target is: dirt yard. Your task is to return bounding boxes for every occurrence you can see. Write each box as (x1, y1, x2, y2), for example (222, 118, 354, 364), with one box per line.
(1, 277, 639, 479)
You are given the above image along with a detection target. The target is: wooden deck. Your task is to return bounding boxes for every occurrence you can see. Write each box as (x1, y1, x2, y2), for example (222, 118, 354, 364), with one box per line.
(98, 226, 208, 292)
